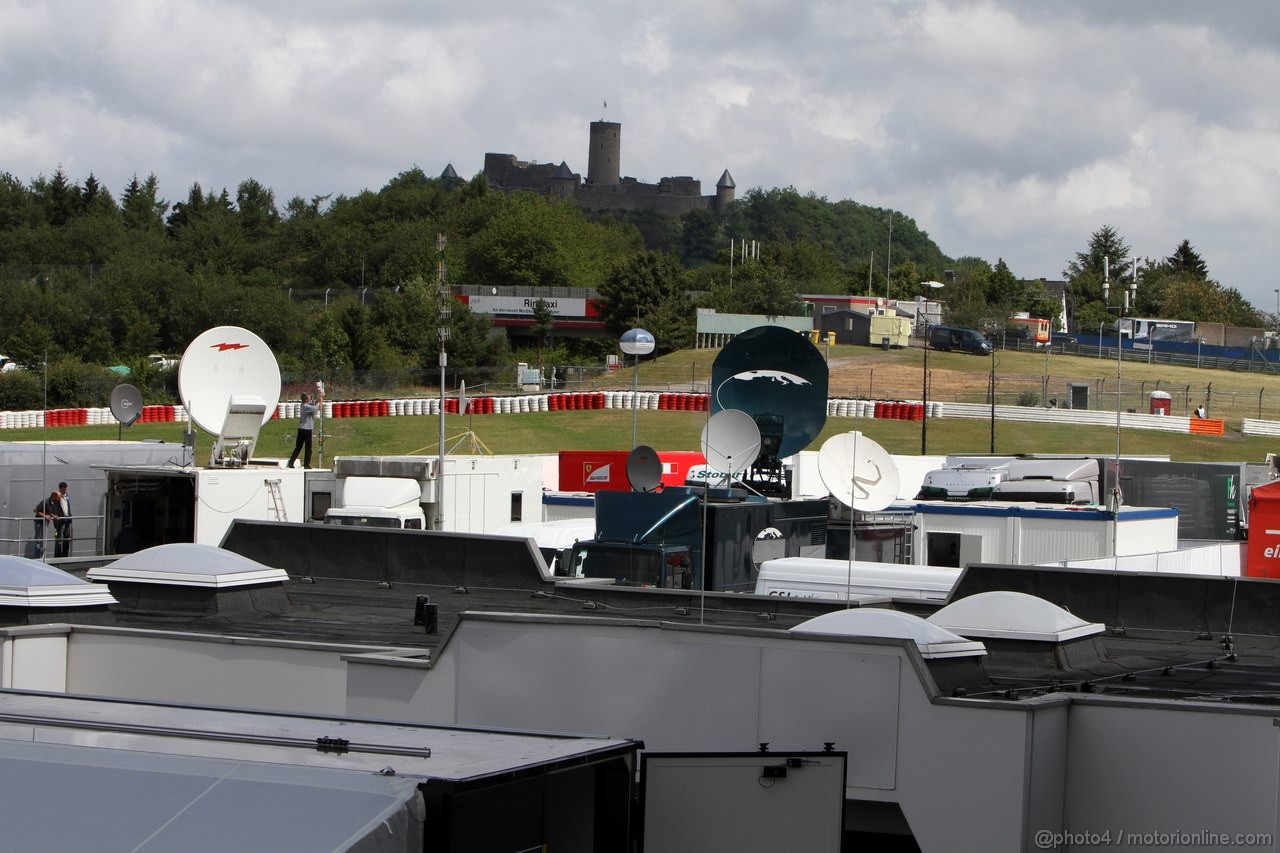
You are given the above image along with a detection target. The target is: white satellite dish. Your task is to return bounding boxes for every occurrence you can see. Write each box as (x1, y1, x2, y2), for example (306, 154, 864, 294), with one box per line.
(700, 409, 761, 483)
(818, 431, 900, 512)
(178, 326, 281, 435)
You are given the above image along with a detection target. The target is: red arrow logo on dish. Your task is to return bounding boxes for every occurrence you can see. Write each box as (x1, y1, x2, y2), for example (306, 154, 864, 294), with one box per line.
(211, 343, 249, 352)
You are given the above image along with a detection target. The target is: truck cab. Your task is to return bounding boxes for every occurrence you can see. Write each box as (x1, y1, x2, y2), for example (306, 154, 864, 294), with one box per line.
(324, 476, 426, 530)
(568, 541, 693, 589)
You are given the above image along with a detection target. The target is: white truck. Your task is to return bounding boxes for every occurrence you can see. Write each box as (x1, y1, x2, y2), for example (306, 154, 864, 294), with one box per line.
(324, 476, 426, 529)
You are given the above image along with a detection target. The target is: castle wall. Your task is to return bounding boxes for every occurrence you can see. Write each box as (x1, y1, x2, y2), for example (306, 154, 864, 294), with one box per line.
(575, 186, 714, 215)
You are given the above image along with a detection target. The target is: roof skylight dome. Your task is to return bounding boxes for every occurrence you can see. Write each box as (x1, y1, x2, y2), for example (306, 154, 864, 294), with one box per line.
(927, 591, 1105, 642)
(791, 609, 986, 659)
(88, 543, 289, 588)
(0, 556, 116, 607)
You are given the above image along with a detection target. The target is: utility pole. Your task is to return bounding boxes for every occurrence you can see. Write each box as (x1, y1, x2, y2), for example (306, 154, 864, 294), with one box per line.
(922, 332, 929, 454)
(435, 233, 449, 531)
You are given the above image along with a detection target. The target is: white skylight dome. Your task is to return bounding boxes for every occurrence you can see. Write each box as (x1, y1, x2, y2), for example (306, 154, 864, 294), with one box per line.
(790, 609, 986, 659)
(0, 556, 116, 607)
(927, 591, 1105, 642)
(88, 543, 289, 588)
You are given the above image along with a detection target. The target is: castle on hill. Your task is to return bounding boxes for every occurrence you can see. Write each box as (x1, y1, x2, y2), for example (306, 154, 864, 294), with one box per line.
(461, 121, 735, 216)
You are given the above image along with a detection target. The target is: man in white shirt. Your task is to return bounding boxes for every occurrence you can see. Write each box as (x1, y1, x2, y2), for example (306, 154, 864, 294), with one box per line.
(287, 382, 325, 469)
(55, 482, 71, 558)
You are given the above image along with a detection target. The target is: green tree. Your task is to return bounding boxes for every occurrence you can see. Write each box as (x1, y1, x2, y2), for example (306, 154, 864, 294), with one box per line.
(1166, 239, 1208, 278)
(80, 173, 117, 217)
(1065, 225, 1132, 329)
(0, 172, 37, 230)
(529, 298, 555, 367)
(679, 208, 720, 265)
(340, 302, 376, 371)
(940, 257, 993, 329)
(304, 310, 351, 374)
(120, 174, 168, 232)
(1066, 225, 1132, 283)
(1220, 287, 1263, 327)
(1159, 275, 1229, 322)
(35, 167, 78, 227)
(779, 238, 848, 294)
(597, 252, 693, 354)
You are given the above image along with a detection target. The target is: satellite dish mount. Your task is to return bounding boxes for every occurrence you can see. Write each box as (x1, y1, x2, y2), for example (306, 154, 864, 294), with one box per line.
(178, 326, 282, 468)
(710, 326, 829, 497)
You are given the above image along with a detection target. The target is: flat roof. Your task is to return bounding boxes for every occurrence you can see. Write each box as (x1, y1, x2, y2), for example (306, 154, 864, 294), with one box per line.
(0, 691, 635, 781)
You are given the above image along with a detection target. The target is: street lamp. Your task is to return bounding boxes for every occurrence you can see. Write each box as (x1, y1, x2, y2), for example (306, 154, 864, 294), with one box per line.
(620, 328, 656, 449)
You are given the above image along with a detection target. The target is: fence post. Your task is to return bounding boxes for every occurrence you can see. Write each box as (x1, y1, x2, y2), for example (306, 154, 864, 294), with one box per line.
(1260, 387, 1265, 420)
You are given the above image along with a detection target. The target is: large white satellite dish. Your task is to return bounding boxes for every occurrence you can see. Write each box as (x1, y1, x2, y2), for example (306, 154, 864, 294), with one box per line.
(178, 326, 281, 435)
(818, 431, 900, 512)
(700, 409, 761, 484)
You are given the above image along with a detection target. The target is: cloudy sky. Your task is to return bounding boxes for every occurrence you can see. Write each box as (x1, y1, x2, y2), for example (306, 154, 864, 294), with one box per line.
(4, 1, 1279, 310)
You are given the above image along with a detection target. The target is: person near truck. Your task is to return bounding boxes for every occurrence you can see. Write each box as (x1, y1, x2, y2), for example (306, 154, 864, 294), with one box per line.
(54, 481, 72, 558)
(32, 491, 62, 558)
(287, 381, 325, 469)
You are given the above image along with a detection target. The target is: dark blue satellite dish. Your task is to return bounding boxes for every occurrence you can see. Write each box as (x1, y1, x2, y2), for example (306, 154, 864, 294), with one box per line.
(710, 326, 828, 460)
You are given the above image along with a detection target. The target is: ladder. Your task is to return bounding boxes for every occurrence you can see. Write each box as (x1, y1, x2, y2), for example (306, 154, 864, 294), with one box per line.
(265, 479, 288, 522)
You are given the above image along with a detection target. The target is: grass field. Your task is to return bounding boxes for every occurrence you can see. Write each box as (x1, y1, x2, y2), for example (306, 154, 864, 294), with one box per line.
(4, 403, 1275, 464)
(4, 345, 1278, 464)
(615, 343, 1280, 420)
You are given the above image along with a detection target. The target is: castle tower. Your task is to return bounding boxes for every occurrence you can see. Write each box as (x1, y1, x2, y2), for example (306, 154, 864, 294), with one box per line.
(586, 121, 621, 186)
(715, 170, 736, 211)
(551, 161, 577, 198)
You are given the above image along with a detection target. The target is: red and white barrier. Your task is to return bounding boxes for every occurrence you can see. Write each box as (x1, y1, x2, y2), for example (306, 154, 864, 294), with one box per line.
(0, 392, 1234, 439)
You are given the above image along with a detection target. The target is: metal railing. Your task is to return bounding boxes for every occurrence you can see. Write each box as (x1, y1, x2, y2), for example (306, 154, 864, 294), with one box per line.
(0, 514, 106, 560)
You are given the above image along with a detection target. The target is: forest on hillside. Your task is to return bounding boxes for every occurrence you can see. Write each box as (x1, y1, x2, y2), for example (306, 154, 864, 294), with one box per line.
(0, 165, 1260, 408)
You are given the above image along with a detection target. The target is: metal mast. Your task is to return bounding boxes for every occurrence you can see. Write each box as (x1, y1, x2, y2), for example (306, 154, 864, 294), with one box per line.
(435, 233, 449, 531)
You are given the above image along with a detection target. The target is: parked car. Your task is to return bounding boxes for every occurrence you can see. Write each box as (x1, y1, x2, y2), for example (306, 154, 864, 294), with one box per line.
(147, 353, 181, 370)
(1050, 333, 1078, 346)
(929, 325, 993, 355)
(0, 355, 18, 372)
